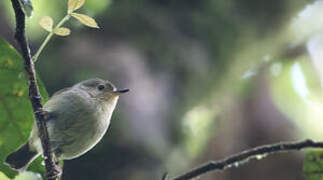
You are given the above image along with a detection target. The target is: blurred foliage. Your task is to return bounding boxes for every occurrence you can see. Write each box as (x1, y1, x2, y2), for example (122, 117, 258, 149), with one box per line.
(0, 171, 10, 180)
(0, 38, 48, 178)
(0, 0, 109, 40)
(14, 171, 42, 180)
(303, 150, 323, 180)
(182, 105, 217, 157)
(83, 0, 111, 15)
(0, 171, 43, 180)
(2, 0, 63, 40)
(270, 59, 323, 139)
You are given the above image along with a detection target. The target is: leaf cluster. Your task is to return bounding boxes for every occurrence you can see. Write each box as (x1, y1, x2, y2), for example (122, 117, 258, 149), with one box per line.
(39, 0, 99, 37)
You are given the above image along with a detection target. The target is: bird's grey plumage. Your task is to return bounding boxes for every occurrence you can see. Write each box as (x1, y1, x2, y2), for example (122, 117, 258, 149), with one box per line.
(5, 78, 127, 170)
(36, 78, 118, 159)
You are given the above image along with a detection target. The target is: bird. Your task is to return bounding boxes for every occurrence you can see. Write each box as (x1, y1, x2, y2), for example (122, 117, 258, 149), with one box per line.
(5, 78, 129, 171)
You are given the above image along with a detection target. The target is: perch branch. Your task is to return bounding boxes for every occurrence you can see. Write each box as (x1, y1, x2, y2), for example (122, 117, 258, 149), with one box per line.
(170, 139, 323, 180)
(9, 0, 59, 179)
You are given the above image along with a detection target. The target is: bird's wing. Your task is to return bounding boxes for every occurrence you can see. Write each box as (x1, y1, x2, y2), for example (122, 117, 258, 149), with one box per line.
(45, 89, 93, 136)
(43, 87, 72, 122)
(51, 87, 72, 97)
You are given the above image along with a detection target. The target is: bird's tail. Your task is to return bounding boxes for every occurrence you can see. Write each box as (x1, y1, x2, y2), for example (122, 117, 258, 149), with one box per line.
(4, 142, 39, 171)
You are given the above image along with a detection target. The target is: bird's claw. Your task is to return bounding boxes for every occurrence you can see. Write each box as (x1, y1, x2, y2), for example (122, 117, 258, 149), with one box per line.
(47, 164, 62, 180)
(35, 109, 51, 121)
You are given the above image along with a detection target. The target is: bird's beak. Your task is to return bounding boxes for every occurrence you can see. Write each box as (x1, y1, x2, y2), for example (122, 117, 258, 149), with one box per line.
(112, 88, 129, 96)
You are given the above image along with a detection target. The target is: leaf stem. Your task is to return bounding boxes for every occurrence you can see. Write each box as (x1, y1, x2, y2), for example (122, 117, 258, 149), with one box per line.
(32, 14, 71, 62)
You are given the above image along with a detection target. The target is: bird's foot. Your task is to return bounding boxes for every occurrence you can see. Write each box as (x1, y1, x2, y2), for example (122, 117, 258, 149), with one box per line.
(35, 108, 52, 121)
(47, 164, 62, 180)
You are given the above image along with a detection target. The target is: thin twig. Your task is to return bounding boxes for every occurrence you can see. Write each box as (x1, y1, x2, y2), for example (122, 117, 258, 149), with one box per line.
(170, 139, 323, 180)
(9, 0, 59, 179)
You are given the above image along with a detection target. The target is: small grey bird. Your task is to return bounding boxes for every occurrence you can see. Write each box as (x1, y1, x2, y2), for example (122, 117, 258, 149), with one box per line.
(5, 78, 129, 170)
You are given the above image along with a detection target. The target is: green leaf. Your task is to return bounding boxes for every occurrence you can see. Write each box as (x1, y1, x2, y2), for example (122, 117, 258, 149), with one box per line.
(18, 0, 33, 18)
(71, 13, 100, 28)
(14, 171, 42, 180)
(0, 171, 10, 180)
(39, 16, 54, 32)
(68, 0, 85, 13)
(303, 150, 323, 180)
(0, 37, 48, 178)
(54, 27, 71, 36)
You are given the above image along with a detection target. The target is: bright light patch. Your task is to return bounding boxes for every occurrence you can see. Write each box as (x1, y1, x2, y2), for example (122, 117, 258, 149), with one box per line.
(270, 62, 282, 77)
(290, 62, 310, 104)
(290, 1, 323, 42)
(307, 33, 323, 88)
(0, 171, 9, 180)
(242, 70, 256, 79)
(182, 105, 216, 157)
(14, 171, 42, 180)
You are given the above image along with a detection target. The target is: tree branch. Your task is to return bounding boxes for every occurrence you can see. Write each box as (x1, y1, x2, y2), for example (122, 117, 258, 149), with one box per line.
(169, 139, 323, 180)
(9, 0, 59, 179)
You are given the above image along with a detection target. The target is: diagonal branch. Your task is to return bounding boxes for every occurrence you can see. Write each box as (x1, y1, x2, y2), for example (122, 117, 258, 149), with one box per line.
(169, 139, 323, 180)
(9, 0, 59, 179)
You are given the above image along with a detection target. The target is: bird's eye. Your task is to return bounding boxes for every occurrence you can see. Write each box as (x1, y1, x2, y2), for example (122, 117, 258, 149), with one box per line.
(97, 85, 105, 91)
